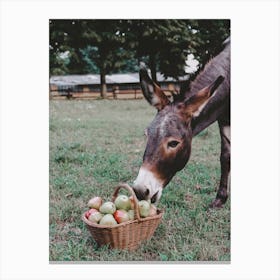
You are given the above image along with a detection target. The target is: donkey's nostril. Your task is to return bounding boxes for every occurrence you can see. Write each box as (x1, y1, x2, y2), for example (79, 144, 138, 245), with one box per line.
(132, 185, 149, 200)
(144, 188, 150, 197)
(151, 191, 159, 203)
(132, 187, 143, 200)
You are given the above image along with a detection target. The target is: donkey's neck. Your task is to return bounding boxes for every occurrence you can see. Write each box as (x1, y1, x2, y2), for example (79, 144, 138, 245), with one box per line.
(186, 43, 230, 136)
(186, 43, 230, 99)
(191, 92, 230, 136)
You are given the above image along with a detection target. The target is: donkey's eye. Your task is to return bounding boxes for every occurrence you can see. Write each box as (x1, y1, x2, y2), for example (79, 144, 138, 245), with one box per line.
(168, 140, 180, 148)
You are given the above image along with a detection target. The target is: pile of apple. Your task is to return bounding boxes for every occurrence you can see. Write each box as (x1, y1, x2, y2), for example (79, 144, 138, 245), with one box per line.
(85, 195, 157, 226)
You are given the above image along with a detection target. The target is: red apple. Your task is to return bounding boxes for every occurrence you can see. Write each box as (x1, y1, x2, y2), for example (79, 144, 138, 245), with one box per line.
(113, 209, 130, 224)
(87, 196, 102, 209)
(85, 208, 98, 219)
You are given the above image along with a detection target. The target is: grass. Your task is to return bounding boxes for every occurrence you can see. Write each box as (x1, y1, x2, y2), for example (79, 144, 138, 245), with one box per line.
(49, 99, 230, 262)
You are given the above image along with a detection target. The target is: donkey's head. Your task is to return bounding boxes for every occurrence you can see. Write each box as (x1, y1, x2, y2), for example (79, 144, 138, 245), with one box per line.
(133, 65, 224, 203)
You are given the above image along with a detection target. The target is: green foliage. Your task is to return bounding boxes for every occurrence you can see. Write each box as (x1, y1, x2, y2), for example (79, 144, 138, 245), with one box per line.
(188, 20, 231, 68)
(80, 20, 131, 74)
(49, 19, 230, 91)
(128, 20, 200, 80)
(80, 46, 101, 74)
(49, 20, 85, 74)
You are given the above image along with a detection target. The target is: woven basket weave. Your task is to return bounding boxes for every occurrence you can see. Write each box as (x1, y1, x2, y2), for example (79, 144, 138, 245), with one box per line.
(82, 183, 163, 251)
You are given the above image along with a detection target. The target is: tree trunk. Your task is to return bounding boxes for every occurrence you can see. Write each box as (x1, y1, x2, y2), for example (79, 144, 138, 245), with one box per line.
(100, 70, 107, 99)
(150, 53, 157, 83)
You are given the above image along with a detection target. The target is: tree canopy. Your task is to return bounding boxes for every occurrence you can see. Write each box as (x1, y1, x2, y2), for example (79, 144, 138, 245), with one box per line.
(49, 19, 230, 96)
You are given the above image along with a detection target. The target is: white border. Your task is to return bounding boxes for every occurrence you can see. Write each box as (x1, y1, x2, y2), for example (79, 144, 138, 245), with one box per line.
(1, 0, 279, 279)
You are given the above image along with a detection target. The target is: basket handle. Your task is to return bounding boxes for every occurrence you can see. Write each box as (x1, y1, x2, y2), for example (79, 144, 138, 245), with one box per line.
(111, 183, 141, 221)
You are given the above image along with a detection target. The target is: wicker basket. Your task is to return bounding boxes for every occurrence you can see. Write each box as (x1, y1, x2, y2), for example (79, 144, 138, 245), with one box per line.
(82, 183, 163, 251)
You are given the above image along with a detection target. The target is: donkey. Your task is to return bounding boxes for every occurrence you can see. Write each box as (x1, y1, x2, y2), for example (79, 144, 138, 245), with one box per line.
(133, 39, 230, 208)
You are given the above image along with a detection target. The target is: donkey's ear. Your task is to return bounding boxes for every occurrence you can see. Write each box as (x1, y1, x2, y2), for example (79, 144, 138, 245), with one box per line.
(184, 75, 224, 118)
(139, 63, 170, 111)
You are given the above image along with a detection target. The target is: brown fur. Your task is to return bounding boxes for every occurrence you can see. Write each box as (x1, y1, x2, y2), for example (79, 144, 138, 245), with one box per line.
(135, 39, 230, 207)
(153, 83, 170, 110)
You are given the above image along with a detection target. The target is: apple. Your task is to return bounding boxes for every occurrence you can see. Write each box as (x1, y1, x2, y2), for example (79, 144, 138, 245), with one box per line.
(99, 214, 118, 226)
(149, 204, 157, 217)
(99, 201, 116, 214)
(88, 211, 103, 223)
(138, 200, 150, 218)
(113, 210, 130, 223)
(87, 196, 102, 209)
(129, 196, 135, 209)
(114, 195, 131, 211)
(85, 208, 98, 219)
(128, 209, 135, 220)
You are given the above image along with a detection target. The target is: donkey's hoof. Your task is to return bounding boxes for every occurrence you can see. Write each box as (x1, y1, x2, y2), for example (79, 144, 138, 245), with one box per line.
(209, 198, 224, 209)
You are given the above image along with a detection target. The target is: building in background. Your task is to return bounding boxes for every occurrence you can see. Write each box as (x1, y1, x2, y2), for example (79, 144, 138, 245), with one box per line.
(49, 73, 188, 100)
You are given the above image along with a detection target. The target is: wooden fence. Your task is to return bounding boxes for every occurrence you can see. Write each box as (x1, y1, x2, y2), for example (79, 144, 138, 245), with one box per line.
(49, 84, 176, 100)
(49, 85, 145, 100)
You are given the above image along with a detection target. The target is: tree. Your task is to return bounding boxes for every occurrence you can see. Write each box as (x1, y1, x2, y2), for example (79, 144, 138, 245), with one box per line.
(80, 20, 133, 97)
(125, 20, 200, 81)
(187, 20, 230, 69)
(49, 20, 85, 75)
(127, 19, 230, 81)
(49, 19, 230, 96)
(49, 20, 133, 98)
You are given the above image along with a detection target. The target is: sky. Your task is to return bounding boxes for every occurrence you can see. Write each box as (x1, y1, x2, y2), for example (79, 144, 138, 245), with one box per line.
(184, 53, 199, 74)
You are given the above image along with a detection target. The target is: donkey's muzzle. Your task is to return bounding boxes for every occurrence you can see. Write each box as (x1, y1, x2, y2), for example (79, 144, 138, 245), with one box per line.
(132, 185, 150, 201)
(132, 185, 160, 203)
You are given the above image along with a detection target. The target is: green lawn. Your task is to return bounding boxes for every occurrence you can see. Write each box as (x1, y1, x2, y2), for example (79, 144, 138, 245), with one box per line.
(49, 99, 230, 262)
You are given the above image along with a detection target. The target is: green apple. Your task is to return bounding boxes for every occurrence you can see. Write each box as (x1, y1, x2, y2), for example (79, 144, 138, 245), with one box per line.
(99, 201, 116, 214)
(88, 211, 103, 223)
(138, 200, 150, 218)
(99, 214, 118, 226)
(115, 195, 131, 211)
(128, 209, 135, 220)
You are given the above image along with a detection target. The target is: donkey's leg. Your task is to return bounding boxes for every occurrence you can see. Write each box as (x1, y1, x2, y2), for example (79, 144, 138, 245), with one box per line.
(210, 119, 230, 208)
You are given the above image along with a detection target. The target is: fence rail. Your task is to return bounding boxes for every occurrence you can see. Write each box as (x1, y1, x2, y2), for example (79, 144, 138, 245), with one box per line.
(49, 87, 177, 100)
(49, 88, 144, 100)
